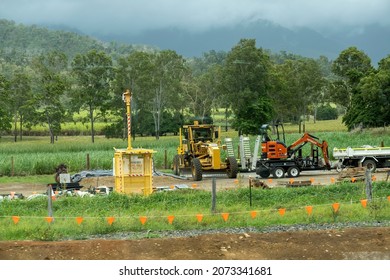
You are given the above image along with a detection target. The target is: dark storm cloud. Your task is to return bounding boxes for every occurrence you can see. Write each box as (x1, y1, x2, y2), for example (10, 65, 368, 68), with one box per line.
(1, 0, 390, 35)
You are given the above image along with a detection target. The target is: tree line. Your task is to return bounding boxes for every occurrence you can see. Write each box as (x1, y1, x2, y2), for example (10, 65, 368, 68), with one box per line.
(1, 36, 389, 143)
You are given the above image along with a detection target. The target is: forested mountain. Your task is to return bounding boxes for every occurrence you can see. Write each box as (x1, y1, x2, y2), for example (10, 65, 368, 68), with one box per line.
(0, 19, 155, 64)
(98, 20, 389, 65)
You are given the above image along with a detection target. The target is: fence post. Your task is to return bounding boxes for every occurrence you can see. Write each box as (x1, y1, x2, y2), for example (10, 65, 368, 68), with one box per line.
(47, 185, 53, 218)
(86, 153, 90, 170)
(164, 149, 167, 169)
(211, 177, 217, 213)
(365, 168, 372, 202)
(11, 156, 14, 177)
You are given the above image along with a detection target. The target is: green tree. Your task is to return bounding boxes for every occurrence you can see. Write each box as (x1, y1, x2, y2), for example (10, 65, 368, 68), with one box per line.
(8, 69, 35, 141)
(343, 55, 390, 129)
(71, 50, 114, 143)
(332, 47, 374, 130)
(223, 39, 273, 135)
(31, 51, 69, 143)
(0, 74, 12, 133)
(271, 58, 325, 131)
(149, 50, 187, 139)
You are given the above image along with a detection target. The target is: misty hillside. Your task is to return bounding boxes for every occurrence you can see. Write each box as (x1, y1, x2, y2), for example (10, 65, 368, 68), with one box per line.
(99, 20, 389, 64)
(1, 19, 389, 65)
(0, 19, 155, 63)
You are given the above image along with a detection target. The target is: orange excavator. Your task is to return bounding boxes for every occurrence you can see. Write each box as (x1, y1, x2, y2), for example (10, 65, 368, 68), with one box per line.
(256, 123, 331, 178)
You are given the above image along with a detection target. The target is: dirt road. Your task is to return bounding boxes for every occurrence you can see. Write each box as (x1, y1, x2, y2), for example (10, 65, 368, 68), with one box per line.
(0, 226, 389, 260)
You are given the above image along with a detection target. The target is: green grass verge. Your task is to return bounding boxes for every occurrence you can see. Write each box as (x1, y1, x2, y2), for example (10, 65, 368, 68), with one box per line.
(1, 181, 389, 241)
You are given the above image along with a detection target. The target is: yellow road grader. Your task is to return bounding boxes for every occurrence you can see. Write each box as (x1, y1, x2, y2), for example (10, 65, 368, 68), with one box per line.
(172, 121, 238, 181)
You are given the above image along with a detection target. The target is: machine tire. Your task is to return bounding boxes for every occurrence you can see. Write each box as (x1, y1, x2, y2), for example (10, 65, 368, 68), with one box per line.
(173, 155, 181, 176)
(287, 166, 300, 178)
(258, 167, 271, 178)
(226, 156, 238, 178)
(272, 167, 285, 178)
(363, 159, 377, 172)
(191, 158, 203, 181)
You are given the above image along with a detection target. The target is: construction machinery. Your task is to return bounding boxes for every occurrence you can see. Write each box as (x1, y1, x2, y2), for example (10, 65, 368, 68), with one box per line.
(333, 145, 390, 172)
(173, 121, 238, 181)
(225, 135, 256, 172)
(256, 123, 331, 178)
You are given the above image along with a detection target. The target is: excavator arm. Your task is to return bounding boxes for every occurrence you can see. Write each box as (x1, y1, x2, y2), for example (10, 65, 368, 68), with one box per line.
(287, 133, 331, 169)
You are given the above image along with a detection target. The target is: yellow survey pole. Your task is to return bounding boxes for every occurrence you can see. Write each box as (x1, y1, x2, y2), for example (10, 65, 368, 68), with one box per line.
(123, 89, 132, 150)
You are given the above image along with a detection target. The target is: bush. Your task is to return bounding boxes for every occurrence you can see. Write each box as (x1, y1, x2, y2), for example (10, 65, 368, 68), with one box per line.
(316, 105, 338, 120)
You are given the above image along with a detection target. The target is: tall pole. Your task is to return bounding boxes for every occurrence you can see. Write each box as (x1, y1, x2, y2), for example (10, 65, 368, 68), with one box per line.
(123, 89, 132, 150)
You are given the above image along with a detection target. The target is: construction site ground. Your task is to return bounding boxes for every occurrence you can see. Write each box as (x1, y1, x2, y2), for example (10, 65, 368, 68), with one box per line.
(1, 169, 390, 260)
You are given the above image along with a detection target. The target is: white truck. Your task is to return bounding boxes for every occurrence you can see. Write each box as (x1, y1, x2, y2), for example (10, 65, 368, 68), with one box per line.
(333, 146, 390, 172)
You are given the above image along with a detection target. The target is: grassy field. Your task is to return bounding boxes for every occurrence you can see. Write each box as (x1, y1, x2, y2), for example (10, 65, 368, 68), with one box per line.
(0, 181, 389, 240)
(1, 117, 390, 177)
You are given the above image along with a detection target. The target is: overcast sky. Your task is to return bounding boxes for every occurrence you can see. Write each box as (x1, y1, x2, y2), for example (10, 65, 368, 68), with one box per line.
(1, 0, 390, 36)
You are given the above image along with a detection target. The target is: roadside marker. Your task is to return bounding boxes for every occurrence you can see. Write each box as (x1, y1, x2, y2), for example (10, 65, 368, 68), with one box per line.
(192, 183, 197, 188)
(305, 206, 313, 216)
(107, 216, 115, 225)
(360, 199, 368, 208)
(351, 177, 356, 183)
(221, 213, 229, 222)
(12, 216, 20, 224)
(278, 208, 286, 216)
(45, 217, 54, 224)
(196, 214, 203, 222)
(332, 202, 340, 213)
(250, 211, 257, 219)
(331, 177, 335, 183)
(139, 216, 147, 225)
(76, 217, 84, 225)
(167, 215, 175, 224)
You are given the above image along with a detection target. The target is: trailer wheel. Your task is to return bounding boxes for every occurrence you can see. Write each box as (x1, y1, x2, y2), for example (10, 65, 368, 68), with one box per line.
(272, 167, 285, 178)
(363, 159, 377, 172)
(257, 166, 271, 178)
(226, 156, 238, 178)
(191, 158, 203, 181)
(287, 166, 300, 178)
(173, 155, 181, 176)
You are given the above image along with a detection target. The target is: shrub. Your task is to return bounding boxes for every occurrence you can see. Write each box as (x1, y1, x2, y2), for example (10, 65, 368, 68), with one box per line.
(316, 104, 338, 120)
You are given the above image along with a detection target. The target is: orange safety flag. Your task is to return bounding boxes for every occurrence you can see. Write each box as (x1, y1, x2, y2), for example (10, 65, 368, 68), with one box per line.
(234, 179, 239, 184)
(221, 213, 229, 222)
(331, 177, 335, 183)
(192, 183, 197, 188)
(139, 216, 147, 225)
(76, 217, 84, 225)
(268, 178, 273, 184)
(278, 208, 286, 216)
(45, 217, 54, 224)
(196, 214, 203, 223)
(360, 199, 368, 208)
(332, 202, 340, 213)
(167, 215, 175, 224)
(372, 176, 377, 181)
(10, 192, 15, 199)
(250, 211, 257, 219)
(388, 196, 390, 202)
(289, 179, 294, 184)
(351, 177, 356, 183)
(107, 216, 115, 225)
(12, 216, 20, 224)
(305, 206, 313, 216)
(310, 178, 315, 184)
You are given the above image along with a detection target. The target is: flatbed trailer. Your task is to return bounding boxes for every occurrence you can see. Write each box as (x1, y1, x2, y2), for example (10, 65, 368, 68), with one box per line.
(333, 146, 390, 172)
